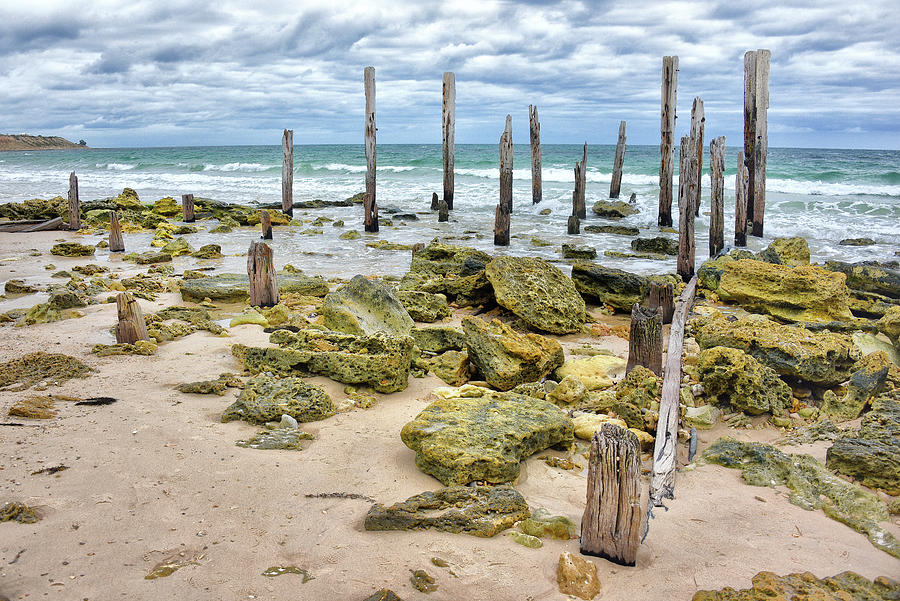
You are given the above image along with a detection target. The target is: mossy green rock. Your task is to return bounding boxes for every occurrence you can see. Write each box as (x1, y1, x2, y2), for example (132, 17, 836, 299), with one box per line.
(230, 309, 269, 327)
(877, 306, 900, 345)
(697, 346, 791, 415)
(411, 326, 465, 353)
(822, 351, 899, 420)
(824, 260, 900, 299)
(826, 395, 900, 495)
(221, 374, 335, 424)
(396, 290, 451, 322)
(180, 271, 329, 302)
(364, 485, 530, 537)
(0, 351, 92, 391)
(571, 262, 650, 311)
(717, 259, 852, 323)
(48, 288, 87, 310)
(4, 279, 37, 294)
(692, 570, 900, 601)
(399, 241, 494, 306)
(631, 236, 677, 255)
(592, 200, 639, 219)
(584, 224, 639, 236)
(161, 237, 195, 257)
(547, 375, 588, 406)
(518, 512, 577, 540)
(616, 366, 660, 410)
(236, 428, 314, 450)
(561, 244, 596, 260)
(192, 244, 223, 259)
(757, 237, 810, 267)
(485, 256, 585, 334)
(0, 196, 67, 221)
(92, 340, 157, 356)
(694, 312, 858, 386)
(128, 251, 172, 265)
(24, 302, 62, 325)
(50, 242, 95, 257)
(400, 385, 573, 485)
(340, 230, 361, 240)
(427, 350, 469, 386)
(110, 188, 144, 210)
(555, 355, 625, 390)
(322, 275, 414, 336)
(151, 197, 180, 217)
(462, 317, 564, 391)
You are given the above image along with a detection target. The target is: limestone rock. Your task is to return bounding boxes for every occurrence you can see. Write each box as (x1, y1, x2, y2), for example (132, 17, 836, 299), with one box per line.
(631, 236, 678, 255)
(221, 374, 335, 424)
(192, 244, 223, 259)
(0, 352, 92, 392)
(826, 395, 900, 495)
(24, 303, 62, 325)
(518, 511, 577, 540)
(0, 196, 67, 221)
(584, 225, 639, 236)
(151, 197, 180, 217)
(322, 275, 414, 336)
(484, 256, 585, 334)
(822, 351, 899, 420)
(362, 590, 403, 601)
(824, 260, 900, 299)
(684, 404, 720, 430)
(573, 414, 628, 440)
(547, 375, 588, 406)
(556, 355, 626, 390)
(877, 305, 900, 344)
(50, 242, 95, 257)
(411, 326, 465, 354)
(591, 200, 638, 219)
(692, 571, 900, 601)
(4, 279, 37, 294)
(462, 317, 564, 391)
(557, 552, 601, 600)
(235, 427, 314, 451)
(571, 262, 650, 311)
(561, 244, 596, 259)
(427, 350, 469, 386)
(396, 290, 451, 322)
(697, 346, 792, 415)
(399, 241, 494, 307)
(161, 237, 194, 257)
(180, 271, 329, 303)
(757, 237, 810, 267)
(400, 384, 573, 485)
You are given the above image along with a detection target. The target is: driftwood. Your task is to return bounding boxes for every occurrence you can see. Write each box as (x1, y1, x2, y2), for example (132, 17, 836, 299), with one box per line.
(626, 303, 662, 376)
(247, 241, 279, 308)
(529, 104, 542, 204)
(0, 217, 63, 233)
(442, 72, 456, 210)
(677, 136, 697, 282)
(658, 56, 678, 227)
(744, 49, 770, 237)
(364, 67, 378, 232)
(109, 211, 125, 252)
(690, 98, 705, 216)
(649, 275, 698, 507)
(67, 172, 80, 231)
(182, 193, 195, 223)
(580, 423, 643, 566)
(647, 281, 674, 324)
(709, 136, 726, 257)
(282, 129, 294, 217)
(734, 150, 749, 246)
(609, 120, 626, 199)
(260, 210, 273, 240)
(114, 292, 149, 344)
(567, 215, 580, 235)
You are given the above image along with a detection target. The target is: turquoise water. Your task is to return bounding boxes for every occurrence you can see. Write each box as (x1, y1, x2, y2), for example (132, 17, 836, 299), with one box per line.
(1, 144, 897, 276)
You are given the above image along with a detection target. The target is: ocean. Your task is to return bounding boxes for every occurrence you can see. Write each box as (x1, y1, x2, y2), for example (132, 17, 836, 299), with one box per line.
(1, 144, 897, 277)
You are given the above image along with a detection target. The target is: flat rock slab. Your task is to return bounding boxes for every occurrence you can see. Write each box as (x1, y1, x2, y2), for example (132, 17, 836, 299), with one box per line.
(826, 395, 900, 495)
(571, 262, 650, 312)
(322, 275, 414, 336)
(693, 571, 900, 601)
(221, 374, 335, 424)
(180, 271, 329, 303)
(592, 200, 638, 219)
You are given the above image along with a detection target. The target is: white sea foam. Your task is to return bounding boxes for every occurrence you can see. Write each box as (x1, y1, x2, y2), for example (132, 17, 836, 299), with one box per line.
(203, 162, 274, 172)
(97, 163, 136, 170)
(766, 177, 900, 197)
(314, 163, 416, 173)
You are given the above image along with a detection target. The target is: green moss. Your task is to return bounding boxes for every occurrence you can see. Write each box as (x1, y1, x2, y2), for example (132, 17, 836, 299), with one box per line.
(0, 352, 92, 391)
(92, 340, 157, 356)
(23, 302, 62, 325)
(50, 242, 95, 257)
(151, 196, 180, 217)
(221, 374, 335, 424)
(322, 275, 414, 336)
(698, 346, 791, 415)
(192, 244, 223, 259)
(518, 511, 576, 540)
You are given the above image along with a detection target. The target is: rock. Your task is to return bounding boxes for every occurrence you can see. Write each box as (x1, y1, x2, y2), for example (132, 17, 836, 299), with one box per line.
(583, 225, 639, 236)
(399, 241, 494, 306)
(247, 209, 291, 226)
(716, 259, 852, 322)
(684, 404, 720, 429)
(692, 570, 900, 601)
(509, 532, 542, 548)
(50, 242, 95, 257)
(192, 244, 223, 259)
(530, 237, 553, 247)
(547, 375, 588, 406)
(697, 346, 792, 415)
(411, 326, 465, 354)
(176, 380, 227, 395)
(126, 251, 172, 265)
(109, 188, 144, 210)
(48, 288, 87, 310)
(539, 208, 551, 215)
(340, 230, 360, 240)
(4, 279, 37, 294)
(840, 238, 876, 246)
(694, 312, 859, 386)
(757, 237, 810, 267)
(235, 428, 314, 451)
(557, 552, 601, 600)
(561, 244, 596, 259)
(159, 237, 194, 257)
(426, 350, 469, 386)
(573, 414, 628, 440)
(878, 306, 900, 345)
(364, 485, 529, 537)
(462, 317, 564, 391)
(824, 260, 900, 299)
(362, 589, 403, 601)
(571, 262, 650, 311)
(518, 511, 577, 540)
(151, 197, 180, 217)
(400, 384, 573, 485)
(221, 374, 335, 424)
(92, 341, 157, 356)
(556, 355, 626, 390)
(396, 290, 450, 322)
(0, 352, 92, 392)
(24, 302, 62, 325)
(180, 271, 330, 302)
(230, 309, 269, 327)
(410, 569, 437, 593)
(484, 256, 585, 334)
(826, 395, 900, 494)
(616, 366, 660, 410)
(592, 200, 638, 219)
(822, 351, 899, 420)
(631, 236, 678, 255)
(322, 275, 414, 337)
(0, 196, 67, 221)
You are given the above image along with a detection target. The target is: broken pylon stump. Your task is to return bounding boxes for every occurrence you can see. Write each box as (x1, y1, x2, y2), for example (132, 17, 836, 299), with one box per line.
(647, 281, 674, 324)
(109, 211, 125, 252)
(67, 172, 80, 231)
(181, 193, 195, 223)
(260, 210, 273, 240)
(364, 66, 378, 233)
(610, 121, 626, 199)
(626, 303, 662, 376)
(567, 215, 580, 235)
(247, 241, 279, 308)
(114, 292, 149, 344)
(282, 129, 294, 217)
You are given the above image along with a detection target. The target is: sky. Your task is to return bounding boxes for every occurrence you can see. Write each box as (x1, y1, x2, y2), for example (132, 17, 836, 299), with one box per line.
(1, 0, 898, 149)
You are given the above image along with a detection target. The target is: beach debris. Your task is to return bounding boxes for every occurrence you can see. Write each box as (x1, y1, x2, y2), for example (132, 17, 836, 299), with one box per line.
(50, 242, 94, 257)
(692, 570, 899, 601)
(235, 427, 314, 451)
(9, 396, 57, 419)
(262, 566, 313, 581)
(826, 395, 899, 495)
(557, 552, 601, 600)
(31, 465, 68, 475)
(92, 340, 157, 357)
(365, 485, 529, 537)
(0, 352, 91, 392)
(222, 374, 334, 424)
(304, 492, 375, 502)
(697, 346, 791, 416)
(144, 549, 204, 579)
(0, 502, 39, 524)
(322, 275, 414, 336)
(410, 570, 437, 593)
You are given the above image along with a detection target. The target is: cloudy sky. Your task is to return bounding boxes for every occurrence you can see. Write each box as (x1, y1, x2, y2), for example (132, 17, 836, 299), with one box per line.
(2, 0, 898, 149)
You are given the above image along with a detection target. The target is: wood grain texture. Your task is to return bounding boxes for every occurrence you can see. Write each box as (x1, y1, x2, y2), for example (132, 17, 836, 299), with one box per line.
(709, 136, 726, 257)
(181, 193, 195, 223)
(114, 292, 149, 344)
(658, 56, 678, 227)
(67, 172, 80, 231)
(247, 241, 280, 308)
(734, 150, 749, 246)
(282, 129, 293, 217)
(364, 67, 378, 232)
(529, 104, 542, 204)
(109, 211, 124, 252)
(626, 303, 662, 376)
(442, 72, 456, 210)
(610, 120, 626, 199)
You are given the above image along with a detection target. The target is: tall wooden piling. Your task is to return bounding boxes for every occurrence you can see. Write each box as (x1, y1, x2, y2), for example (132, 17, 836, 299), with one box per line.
(442, 72, 456, 210)
(647, 281, 674, 324)
(282, 129, 293, 217)
(260, 210, 273, 240)
(67, 172, 80, 230)
(709, 136, 726, 257)
(580, 423, 643, 566)
(744, 49, 770, 237)
(114, 292, 149, 344)
(495, 116, 513, 246)
(364, 67, 378, 232)
(109, 211, 125, 252)
(690, 98, 705, 216)
(609, 121, 626, 199)
(734, 151, 749, 246)
(573, 143, 587, 219)
(658, 56, 678, 227)
(247, 241, 279, 308)
(529, 105, 542, 204)
(626, 304, 662, 376)
(677, 136, 696, 282)
(181, 193, 195, 223)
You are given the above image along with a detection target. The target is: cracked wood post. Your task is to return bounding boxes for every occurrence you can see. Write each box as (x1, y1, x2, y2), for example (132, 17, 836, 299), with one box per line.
(442, 72, 455, 210)
(626, 303, 663, 376)
(364, 66, 378, 232)
(580, 423, 643, 566)
(431, 192, 439, 211)
(734, 150, 749, 246)
(108, 211, 125, 252)
(529, 104, 542, 204)
(495, 115, 513, 246)
(282, 129, 293, 217)
(609, 121, 626, 199)
(649, 275, 698, 508)
(114, 292, 149, 344)
(690, 97, 705, 217)
(567, 215, 580, 235)
(573, 143, 587, 219)
(658, 56, 678, 227)
(181, 193, 195, 223)
(247, 241, 279, 308)
(709, 136, 726, 257)
(744, 49, 770, 237)
(677, 136, 697, 282)
(438, 199, 449, 222)
(647, 281, 674, 324)
(260, 210, 273, 240)
(67, 172, 80, 230)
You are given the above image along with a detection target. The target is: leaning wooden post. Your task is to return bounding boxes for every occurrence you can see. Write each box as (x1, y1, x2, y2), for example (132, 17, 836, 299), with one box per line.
(709, 136, 726, 257)
(690, 98, 705, 217)
(744, 49, 770, 237)
(658, 56, 678, 227)
(626, 304, 662, 376)
(67, 172, 80, 230)
(677, 136, 697, 282)
(181, 193, 195, 223)
(108, 211, 125, 252)
(609, 121, 626, 199)
(247, 241, 279, 308)
(529, 104, 542, 204)
(282, 129, 294, 217)
(734, 151, 749, 247)
(580, 423, 643, 566)
(647, 281, 674, 324)
(114, 292, 149, 344)
(364, 67, 378, 232)
(442, 72, 456, 210)
(649, 275, 698, 507)
(260, 210, 273, 240)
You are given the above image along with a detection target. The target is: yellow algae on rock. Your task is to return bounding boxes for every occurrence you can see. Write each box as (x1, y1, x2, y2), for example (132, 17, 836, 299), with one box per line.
(556, 354, 625, 390)
(573, 414, 628, 440)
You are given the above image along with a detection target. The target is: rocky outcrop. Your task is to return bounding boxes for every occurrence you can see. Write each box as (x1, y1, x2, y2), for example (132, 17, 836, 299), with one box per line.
(555, 355, 625, 390)
(756, 237, 810, 267)
(180, 271, 329, 303)
(398, 241, 494, 306)
(822, 351, 899, 419)
(631, 237, 677, 255)
(697, 346, 792, 415)
(484, 256, 585, 334)
(571, 262, 650, 311)
(396, 290, 451, 322)
(591, 200, 638, 219)
(824, 260, 900, 299)
(410, 326, 465, 354)
(322, 275, 414, 336)
(561, 244, 596, 259)
(692, 571, 900, 601)
(221, 374, 335, 424)
(826, 395, 900, 495)
(0, 196, 68, 220)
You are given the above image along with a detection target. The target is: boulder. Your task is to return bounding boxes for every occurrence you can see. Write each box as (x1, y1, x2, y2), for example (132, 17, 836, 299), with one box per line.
(4, 279, 37, 294)
(400, 384, 573, 485)
(571, 262, 650, 311)
(591, 200, 638, 219)
(410, 325, 465, 354)
(322, 275, 414, 336)
(396, 290, 451, 322)
(821, 351, 899, 420)
(583, 225, 639, 236)
(878, 306, 900, 345)
(824, 260, 900, 299)
(547, 375, 588, 406)
(50, 242, 95, 257)
(697, 250, 755, 291)
(561, 244, 596, 259)
(151, 197, 180, 217)
(399, 241, 494, 306)
(555, 355, 625, 390)
(631, 236, 678, 256)
(192, 244, 223, 259)
(221, 374, 334, 424)
(756, 237, 810, 267)
(697, 346, 791, 415)
(0, 196, 67, 221)
(826, 395, 900, 495)
(161, 237, 194, 257)
(110, 188, 144, 211)
(557, 552, 601, 600)
(840, 238, 876, 246)
(47, 288, 87, 310)
(572, 413, 627, 440)
(426, 350, 469, 386)
(694, 312, 858, 386)
(180, 271, 329, 302)
(462, 317, 564, 391)
(484, 256, 585, 334)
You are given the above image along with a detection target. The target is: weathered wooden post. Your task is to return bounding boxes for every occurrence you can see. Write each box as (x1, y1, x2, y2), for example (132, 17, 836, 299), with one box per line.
(567, 215, 580, 235)
(744, 49, 770, 237)
(690, 98, 705, 217)
(438, 200, 449, 222)
(580, 423, 643, 566)
(247, 241, 279, 308)
(282, 129, 293, 217)
(734, 151, 749, 247)
(442, 72, 456, 210)
(709, 136, 726, 257)
(495, 116, 513, 246)
(114, 292, 149, 344)
(677, 136, 696, 282)
(626, 304, 662, 376)
(260, 210, 273, 240)
(181, 193, 195, 223)
(609, 121, 626, 199)
(658, 56, 678, 227)
(364, 67, 378, 233)
(109, 211, 125, 252)
(431, 192, 439, 211)
(573, 143, 587, 219)
(529, 104, 542, 204)
(647, 281, 674, 324)
(67, 172, 80, 230)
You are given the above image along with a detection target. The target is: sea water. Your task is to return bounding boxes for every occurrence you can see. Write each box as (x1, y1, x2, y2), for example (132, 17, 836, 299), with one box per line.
(1, 145, 897, 277)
